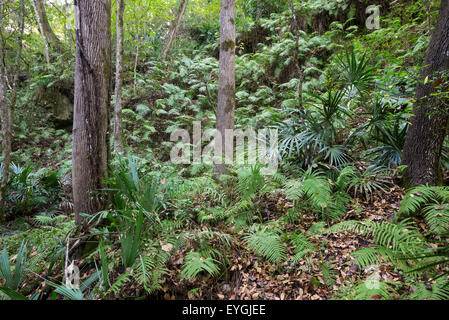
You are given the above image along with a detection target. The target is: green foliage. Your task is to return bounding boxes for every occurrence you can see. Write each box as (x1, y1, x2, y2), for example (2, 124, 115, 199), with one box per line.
(49, 271, 100, 300)
(2, 164, 63, 217)
(107, 154, 181, 216)
(0, 215, 75, 277)
(363, 120, 408, 168)
(333, 279, 397, 300)
(0, 241, 28, 291)
(132, 245, 170, 294)
(181, 251, 220, 280)
(399, 185, 449, 235)
(336, 49, 375, 95)
(284, 168, 351, 221)
(120, 209, 145, 269)
(3, 0, 447, 302)
(326, 219, 427, 270)
(244, 225, 287, 263)
(290, 232, 317, 263)
(236, 165, 266, 201)
(346, 166, 391, 202)
(410, 278, 449, 300)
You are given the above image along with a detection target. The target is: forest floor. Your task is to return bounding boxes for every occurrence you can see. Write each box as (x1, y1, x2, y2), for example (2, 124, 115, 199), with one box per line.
(0, 189, 401, 300)
(176, 187, 407, 300)
(12, 185, 408, 301)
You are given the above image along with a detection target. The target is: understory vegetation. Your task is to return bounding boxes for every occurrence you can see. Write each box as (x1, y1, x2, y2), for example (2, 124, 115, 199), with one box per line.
(1, 0, 449, 301)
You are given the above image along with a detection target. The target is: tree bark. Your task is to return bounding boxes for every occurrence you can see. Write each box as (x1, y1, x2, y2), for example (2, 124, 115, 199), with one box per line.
(161, 0, 188, 60)
(289, 0, 303, 113)
(215, 0, 236, 176)
(72, 0, 111, 224)
(114, 0, 125, 154)
(31, 0, 64, 62)
(0, 0, 25, 223)
(402, 0, 449, 187)
(0, 6, 9, 225)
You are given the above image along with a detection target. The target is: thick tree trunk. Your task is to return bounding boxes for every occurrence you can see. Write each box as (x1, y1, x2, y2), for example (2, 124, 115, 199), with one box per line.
(402, 1, 449, 187)
(72, 0, 111, 224)
(114, 0, 125, 154)
(215, 0, 236, 176)
(161, 0, 188, 59)
(0, 0, 25, 223)
(31, 0, 64, 62)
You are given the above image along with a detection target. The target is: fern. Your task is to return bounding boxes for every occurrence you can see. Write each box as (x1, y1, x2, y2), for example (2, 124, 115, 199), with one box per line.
(399, 185, 445, 216)
(285, 170, 349, 221)
(399, 185, 449, 235)
(423, 204, 449, 235)
(290, 233, 317, 263)
(244, 225, 287, 263)
(108, 272, 132, 295)
(133, 254, 168, 294)
(333, 279, 397, 300)
(410, 278, 449, 300)
(236, 165, 266, 200)
(180, 251, 220, 280)
(326, 219, 427, 270)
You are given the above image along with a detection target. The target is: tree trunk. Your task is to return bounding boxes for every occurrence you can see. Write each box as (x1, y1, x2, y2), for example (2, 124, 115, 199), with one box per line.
(31, 0, 64, 62)
(289, 0, 303, 112)
(0, 6, 9, 225)
(215, 0, 236, 176)
(161, 0, 189, 59)
(133, 25, 139, 95)
(114, 0, 125, 154)
(72, 0, 111, 224)
(0, 0, 25, 223)
(402, 0, 449, 187)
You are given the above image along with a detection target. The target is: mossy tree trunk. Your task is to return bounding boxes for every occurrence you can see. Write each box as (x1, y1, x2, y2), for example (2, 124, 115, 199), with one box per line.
(215, 0, 236, 176)
(289, 0, 303, 113)
(0, 0, 25, 223)
(72, 0, 111, 224)
(402, 0, 449, 187)
(31, 0, 64, 62)
(114, 0, 125, 154)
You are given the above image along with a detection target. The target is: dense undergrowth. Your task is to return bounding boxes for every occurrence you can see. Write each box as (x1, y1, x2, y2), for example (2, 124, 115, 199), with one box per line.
(1, 0, 449, 300)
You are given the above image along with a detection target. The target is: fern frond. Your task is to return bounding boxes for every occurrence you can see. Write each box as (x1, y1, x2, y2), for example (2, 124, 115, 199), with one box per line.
(410, 278, 449, 300)
(423, 204, 449, 235)
(180, 251, 220, 280)
(244, 226, 287, 263)
(290, 233, 316, 263)
(333, 280, 396, 300)
(399, 185, 442, 216)
(133, 254, 168, 294)
(108, 272, 131, 295)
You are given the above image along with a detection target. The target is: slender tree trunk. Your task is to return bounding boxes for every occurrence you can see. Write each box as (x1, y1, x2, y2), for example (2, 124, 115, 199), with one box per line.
(114, 0, 125, 154)
(133, 23, 139, 95)
(0, 0, 25, 223)
(402, 1, 449, 187)
(289, 0, 303, 112)
(31, 0, 64, 62)
(72, 0, 111, 224)
(215, 0, 236, 176)
(161, 0, 188, 60)
(0, 6, 9, 224)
